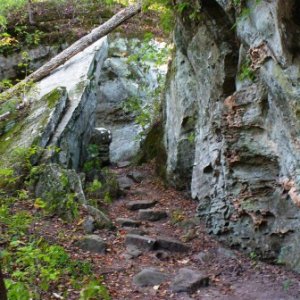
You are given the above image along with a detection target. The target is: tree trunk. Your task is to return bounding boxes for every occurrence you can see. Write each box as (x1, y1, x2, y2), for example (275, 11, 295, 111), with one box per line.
(27, 0, 35, 25)
(0, 267, 7, 300)
(2, 3, 141, 100)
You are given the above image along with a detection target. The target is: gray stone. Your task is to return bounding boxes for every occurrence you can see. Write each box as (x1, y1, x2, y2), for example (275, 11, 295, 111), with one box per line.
(138, 209, 168, 222)
(170, 268, 209, 293)
(83, 216, 96, 234)
(127, 171, 145, 183)
(133, 268, 168, 287)
(116, 218, 141, 228)
(89, 127, 112, 165)
(126, 246, 143, 259)
(156, 237, 189, 253)
(117, 175, 134, 190)
(117, 161, 131, 168)
(122, 227, 146, 236)
(160, 0, 300, 274)
(0, 37, 108, 170)
(75, 235, 106, 254)
(95, 33, 168, 163)
(83, 205, 114, 230)
(126, 200, 158, 211)
(125, 234, 156, 251)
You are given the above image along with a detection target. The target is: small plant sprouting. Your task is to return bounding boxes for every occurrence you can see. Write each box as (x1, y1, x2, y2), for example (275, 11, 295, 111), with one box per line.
(238, 58, 256, 81)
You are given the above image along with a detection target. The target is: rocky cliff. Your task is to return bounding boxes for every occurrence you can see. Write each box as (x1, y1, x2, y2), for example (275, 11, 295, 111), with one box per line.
(163, 0, 300, 272)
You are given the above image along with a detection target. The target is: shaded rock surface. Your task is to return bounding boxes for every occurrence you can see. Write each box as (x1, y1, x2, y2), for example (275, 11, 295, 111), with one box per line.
(133, 268, 169, 287)
(156, 237, 189, 253)
(125, 234, 156, 251)
(161, 0, 300, 273)
(126, 200, 157, 211)
(138, 209, 168, 221)
(95, 33, 168, 163)
(0, 37, 108, 170)
(170, 268, 209, 293)
(115, 218, 141, 228)
(75, 235, 106, 254)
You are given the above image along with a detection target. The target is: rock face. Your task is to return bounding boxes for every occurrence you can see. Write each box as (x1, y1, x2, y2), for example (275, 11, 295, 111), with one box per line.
(95, 33, 168, 163)
(0, 37, 108, 170)
(0, 44, 67, 82)
(162, 0, 300, 272)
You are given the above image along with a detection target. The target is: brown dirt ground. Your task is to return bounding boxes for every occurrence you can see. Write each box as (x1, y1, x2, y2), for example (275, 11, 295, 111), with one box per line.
(30, 162, 300, 299)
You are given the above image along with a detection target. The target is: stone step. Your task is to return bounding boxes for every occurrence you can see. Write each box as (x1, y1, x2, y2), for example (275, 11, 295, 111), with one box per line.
(126, 200, 158, 211)
(138, 209, 168, 221)
(122, 227, 147, 236)
(127, 171, 145, 183)
(125, 234, 156, 251)
(117, 175, 134, 190)
(115, 218, 141, 228)
(133, 268, 169, 287)
(75, 235, 106, 254)
(124, 234, 188, 253)
(156, 237, 189, 253)
(170, 268, 209, 293)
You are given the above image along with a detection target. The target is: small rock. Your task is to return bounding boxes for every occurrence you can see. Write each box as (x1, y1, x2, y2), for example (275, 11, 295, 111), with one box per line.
(117, 175, 134, 190)
(133, 268, 168, 287)
(125, 234, 156, 251)
(75, 235, 106, 254)
(156, 237, 189, 253)
(127, 171, 145, 183)
(83, 216, 95, 233)
(117, 161, 131, 168)
(138, 209, 168, 221)
(170, 268, 209, 293)
(116, 218, 141, 228)
(126, 200, 158, 211)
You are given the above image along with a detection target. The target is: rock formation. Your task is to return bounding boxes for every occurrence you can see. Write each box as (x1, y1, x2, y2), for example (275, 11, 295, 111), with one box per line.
(163, 0, 300, 272)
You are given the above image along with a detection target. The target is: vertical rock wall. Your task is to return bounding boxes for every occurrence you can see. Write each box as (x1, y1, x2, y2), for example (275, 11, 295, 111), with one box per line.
(163, 0, 300, 272)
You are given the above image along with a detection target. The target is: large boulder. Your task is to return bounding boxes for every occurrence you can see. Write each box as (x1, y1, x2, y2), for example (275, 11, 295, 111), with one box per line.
(35, 163, 85, 220)
(95, 33, 168, 163)
(0, 37, 108, 170)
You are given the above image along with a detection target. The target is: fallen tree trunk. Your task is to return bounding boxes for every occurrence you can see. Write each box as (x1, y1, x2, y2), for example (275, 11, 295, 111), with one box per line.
(1, 3, 141, 100)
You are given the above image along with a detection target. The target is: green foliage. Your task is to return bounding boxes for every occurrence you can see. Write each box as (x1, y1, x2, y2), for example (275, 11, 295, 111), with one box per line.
(85, 167, 118, 207)
(5, 279, 30, 300)
(2, 238, 98, 297)
(282, 279, 292, 291)
(44, 189, 79, 221)
(0, 79, 13, 92)
(124, 35, 171, 141)
(238, 58, 255, 81)
(87, 179, 103, 194)
(0, 168, 17, 189)
(79, 279, 111, 300)
(187, 131, 196, 144)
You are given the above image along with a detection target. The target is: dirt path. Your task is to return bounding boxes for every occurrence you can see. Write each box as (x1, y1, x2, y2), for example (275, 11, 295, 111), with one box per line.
(35, 163, 300, 299)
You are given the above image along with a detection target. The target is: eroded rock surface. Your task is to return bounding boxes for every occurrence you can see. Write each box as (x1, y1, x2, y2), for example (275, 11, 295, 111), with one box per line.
(162, 0, 300, 272)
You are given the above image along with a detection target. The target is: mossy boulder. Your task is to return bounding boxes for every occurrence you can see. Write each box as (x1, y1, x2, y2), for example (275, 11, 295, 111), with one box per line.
(35, 164, 86, 221)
